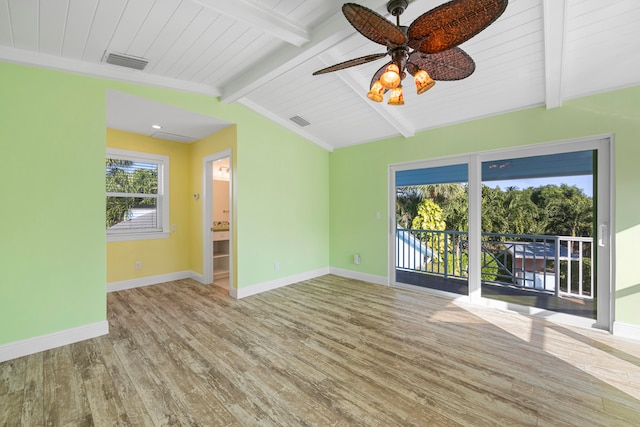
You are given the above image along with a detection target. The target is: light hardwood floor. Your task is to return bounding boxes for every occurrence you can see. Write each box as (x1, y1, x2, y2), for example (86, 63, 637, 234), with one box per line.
(2, 275, 640, 426)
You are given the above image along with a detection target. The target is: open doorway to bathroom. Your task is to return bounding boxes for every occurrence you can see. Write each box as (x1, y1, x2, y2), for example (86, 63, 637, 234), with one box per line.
(203, 150, 232, 292)
(212, 157, 230, 288)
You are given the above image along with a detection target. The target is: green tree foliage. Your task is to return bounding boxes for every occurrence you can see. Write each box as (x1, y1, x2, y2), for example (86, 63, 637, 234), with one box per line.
(411, 199, 446, 232)
(106, 159, 158, 228)
(530, 184, 593, 237)
(397, 183, 592, 237)
(411, 199, 447, 265)
(396, 182, 592, 284)
(396, 187, 424, 229)
(397, 184, 468, 230)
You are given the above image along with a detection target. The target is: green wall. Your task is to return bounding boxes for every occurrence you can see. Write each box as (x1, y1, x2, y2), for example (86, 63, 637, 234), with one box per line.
(329, 86, 640, 326)
(234, 113, 330, 286)
(0, 61, 330, 346)
(0, 64, 107, 344)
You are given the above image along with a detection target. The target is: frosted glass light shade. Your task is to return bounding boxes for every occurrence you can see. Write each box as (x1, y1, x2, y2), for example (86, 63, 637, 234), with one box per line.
(367, 80, 385, 102)
(388, 86, 404, 106)
(380, 64, 401, 89)
(414, 69, 435, 94)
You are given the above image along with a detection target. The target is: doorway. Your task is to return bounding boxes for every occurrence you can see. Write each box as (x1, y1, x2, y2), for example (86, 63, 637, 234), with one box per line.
(203, 150, 233, 291)
(389, 136, 613, 330)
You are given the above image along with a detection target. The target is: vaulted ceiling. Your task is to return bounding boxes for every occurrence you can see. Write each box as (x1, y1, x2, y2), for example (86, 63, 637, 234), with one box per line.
(1, 0, 639, 151)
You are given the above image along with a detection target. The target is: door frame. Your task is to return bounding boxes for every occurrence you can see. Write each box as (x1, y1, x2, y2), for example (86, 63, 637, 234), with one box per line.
(389, 135, 614, 331)
(202, 150, 233, 290)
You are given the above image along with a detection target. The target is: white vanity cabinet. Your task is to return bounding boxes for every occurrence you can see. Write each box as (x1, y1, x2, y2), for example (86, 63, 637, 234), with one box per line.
(213, 231, 229, 278)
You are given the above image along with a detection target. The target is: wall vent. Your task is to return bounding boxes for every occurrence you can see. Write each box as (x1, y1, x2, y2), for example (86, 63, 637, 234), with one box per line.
(289, 115, 311, 127)
(105, 53, 149, 70)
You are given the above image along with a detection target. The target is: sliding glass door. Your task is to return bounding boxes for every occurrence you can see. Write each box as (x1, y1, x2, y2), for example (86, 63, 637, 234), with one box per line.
(480, 150, 596, 319)
(390, 137, 612, 329)
(394, 163, 469, 296)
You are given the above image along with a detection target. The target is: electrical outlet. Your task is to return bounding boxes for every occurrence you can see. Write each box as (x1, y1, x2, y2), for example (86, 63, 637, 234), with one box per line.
(172, 224, 177, 232)
(354, 253, 361, 265)
(274, 262, 280, 271)
(135, 261, 142, 270)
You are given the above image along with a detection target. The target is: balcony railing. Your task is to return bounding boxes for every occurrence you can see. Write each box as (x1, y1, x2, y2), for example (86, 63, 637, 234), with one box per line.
(396, 228, 593, 299)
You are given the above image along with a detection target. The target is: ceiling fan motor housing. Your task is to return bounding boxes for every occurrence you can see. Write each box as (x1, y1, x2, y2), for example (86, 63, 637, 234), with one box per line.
(387, 0, 408, 16)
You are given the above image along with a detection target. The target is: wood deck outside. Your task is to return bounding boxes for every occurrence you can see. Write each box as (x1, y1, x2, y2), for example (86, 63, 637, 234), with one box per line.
(1, 275, 639, 426)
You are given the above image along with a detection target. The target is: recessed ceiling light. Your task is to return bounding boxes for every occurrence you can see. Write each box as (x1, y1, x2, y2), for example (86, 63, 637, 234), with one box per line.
(152, 124, 162, 130)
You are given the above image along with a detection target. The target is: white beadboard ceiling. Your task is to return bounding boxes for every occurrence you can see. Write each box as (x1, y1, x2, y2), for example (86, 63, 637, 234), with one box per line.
(1, 0, 639, 150)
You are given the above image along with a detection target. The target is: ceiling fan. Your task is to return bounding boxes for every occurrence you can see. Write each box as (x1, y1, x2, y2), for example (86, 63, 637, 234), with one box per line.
(313, 0, 508, 105)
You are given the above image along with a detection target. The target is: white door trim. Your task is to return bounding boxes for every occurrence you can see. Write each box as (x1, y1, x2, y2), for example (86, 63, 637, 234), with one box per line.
(203, 150, 232, 289)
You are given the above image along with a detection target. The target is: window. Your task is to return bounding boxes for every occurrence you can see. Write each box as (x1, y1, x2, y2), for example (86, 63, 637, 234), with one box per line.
(106, 148, 169, 241)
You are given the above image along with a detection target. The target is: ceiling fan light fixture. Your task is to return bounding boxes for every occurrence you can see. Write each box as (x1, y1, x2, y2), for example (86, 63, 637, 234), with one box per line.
(414, 69, 435, 94)
(313, 0, 508, 105)
(388, 86, 405, 106)
(367, 80, 385, 102)
(380, 64, 401, 89)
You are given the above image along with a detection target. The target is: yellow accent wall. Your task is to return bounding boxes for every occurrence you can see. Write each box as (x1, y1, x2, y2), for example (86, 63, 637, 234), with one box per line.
(106, 126, 237, 284)
(106, 129, 192, 283)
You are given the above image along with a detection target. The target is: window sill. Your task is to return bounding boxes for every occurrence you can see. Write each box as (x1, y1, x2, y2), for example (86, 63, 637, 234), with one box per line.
(107, 232, 170, 242)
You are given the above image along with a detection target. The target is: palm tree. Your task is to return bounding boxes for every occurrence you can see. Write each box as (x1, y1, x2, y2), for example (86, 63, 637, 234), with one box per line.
(106, 159, 158, 228)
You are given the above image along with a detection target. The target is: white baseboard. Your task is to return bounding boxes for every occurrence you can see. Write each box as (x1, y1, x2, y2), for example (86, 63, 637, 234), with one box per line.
(189, 271, 206, 285)
(613, 321, 640, 341)
(0, 321, 109, 363)
(329, 267, 388, 286)
(234, 267, 330, 299)
(107, 271, 195, 292)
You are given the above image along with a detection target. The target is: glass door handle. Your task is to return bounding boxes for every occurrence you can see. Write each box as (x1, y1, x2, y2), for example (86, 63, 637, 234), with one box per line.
(598, 224, 608, 247)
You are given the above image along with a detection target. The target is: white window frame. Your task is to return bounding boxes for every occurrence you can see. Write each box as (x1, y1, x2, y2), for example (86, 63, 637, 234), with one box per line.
(106, 148, 170, 242)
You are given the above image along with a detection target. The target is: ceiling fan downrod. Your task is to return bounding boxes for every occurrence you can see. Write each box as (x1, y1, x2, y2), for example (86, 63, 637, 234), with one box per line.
(387, 0, 408, 16)
(387, 0, 408, 25)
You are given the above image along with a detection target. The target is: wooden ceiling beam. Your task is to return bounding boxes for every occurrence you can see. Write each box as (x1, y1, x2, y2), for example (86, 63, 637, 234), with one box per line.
(542, 0, 568, 109)
(220, 0, 389, 104)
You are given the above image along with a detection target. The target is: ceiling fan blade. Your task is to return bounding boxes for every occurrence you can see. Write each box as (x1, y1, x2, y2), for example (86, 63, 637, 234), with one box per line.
(312, 53, 387, 75)
(407, 48, 475, 80)
(342, 3, 407, 47)
(408, 0, 508, 53)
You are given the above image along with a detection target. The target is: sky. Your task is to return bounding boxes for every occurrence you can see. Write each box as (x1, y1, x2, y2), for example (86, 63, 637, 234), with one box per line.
(485, 175, 593, 197)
